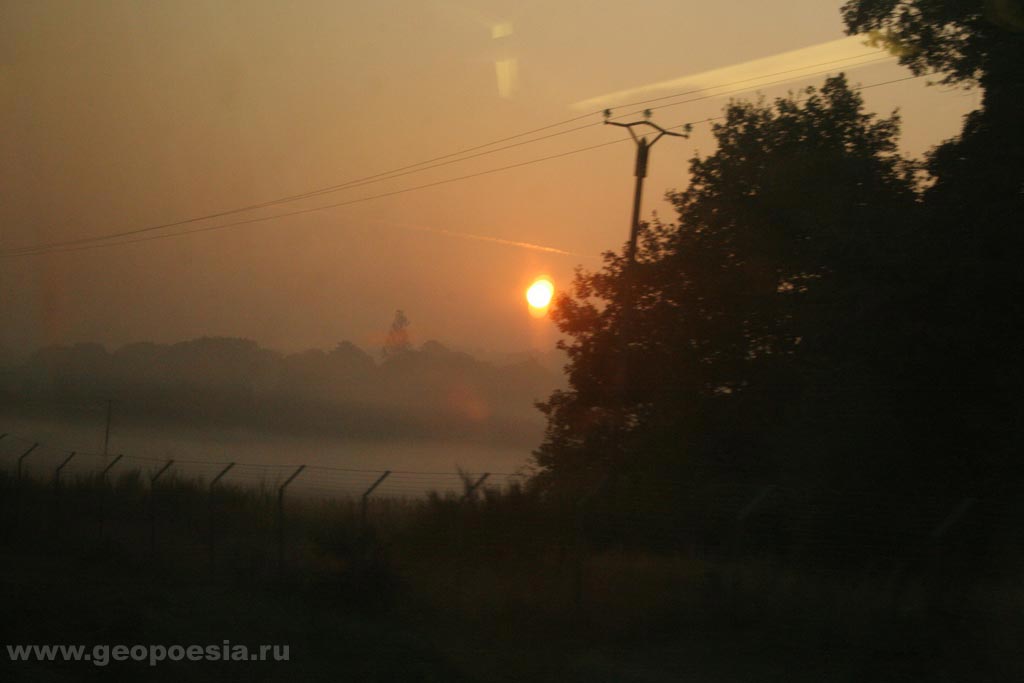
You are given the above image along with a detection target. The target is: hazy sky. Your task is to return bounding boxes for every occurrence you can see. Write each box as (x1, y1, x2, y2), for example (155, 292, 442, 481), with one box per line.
(1, 0, 978, 359)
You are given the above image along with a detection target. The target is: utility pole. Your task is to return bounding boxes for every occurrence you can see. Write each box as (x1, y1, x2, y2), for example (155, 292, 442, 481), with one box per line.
(604, 110, 689, 267)
(575, 113, 687, 605)
(604, 110, 688, 396)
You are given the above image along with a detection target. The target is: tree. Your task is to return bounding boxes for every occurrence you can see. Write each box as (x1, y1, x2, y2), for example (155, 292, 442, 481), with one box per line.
(842, 0, 1023, 230)
(842, 0, 1024, 89)
(382, 310, 412, 358)
(844, 0, 1024, 488)
(534, 75, 920, 494)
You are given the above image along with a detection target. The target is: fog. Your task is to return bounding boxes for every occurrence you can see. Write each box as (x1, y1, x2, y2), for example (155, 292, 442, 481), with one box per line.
(0, 413, 530, 498)
(0, 1, 976, 360)
(0, 335, 561, 495)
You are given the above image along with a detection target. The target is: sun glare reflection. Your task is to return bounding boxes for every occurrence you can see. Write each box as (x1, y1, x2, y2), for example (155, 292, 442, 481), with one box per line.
(492, 21, 518, 98)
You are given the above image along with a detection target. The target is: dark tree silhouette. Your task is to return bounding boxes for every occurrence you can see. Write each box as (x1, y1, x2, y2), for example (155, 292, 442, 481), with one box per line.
(842, 0, 1024, 89)
(535, 6, 1024, 506)
(842, 0, 1024, 212)
(844, 0, 1024, 489)
(534, 75, 920, 494)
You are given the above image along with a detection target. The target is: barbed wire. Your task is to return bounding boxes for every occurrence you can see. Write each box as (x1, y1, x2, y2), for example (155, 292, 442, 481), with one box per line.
(0, 429, 531, 498)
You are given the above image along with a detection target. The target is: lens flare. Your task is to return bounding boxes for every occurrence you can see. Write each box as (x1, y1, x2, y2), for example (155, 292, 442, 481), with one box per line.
(526, 278, 554, 309)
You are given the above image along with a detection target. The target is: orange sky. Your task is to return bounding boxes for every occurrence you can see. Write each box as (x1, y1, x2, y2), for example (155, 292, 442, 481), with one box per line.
(0, 0, 979, 359)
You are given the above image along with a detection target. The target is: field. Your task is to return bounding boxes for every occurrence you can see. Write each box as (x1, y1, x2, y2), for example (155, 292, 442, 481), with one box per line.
(2, 465, 1022, 682)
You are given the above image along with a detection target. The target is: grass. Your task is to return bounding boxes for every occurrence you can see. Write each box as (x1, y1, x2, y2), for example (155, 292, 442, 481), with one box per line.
(1, 468, 1022, 681)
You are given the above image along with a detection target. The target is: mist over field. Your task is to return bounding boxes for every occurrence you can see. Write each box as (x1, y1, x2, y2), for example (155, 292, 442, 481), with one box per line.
(0, 335, 566, 478)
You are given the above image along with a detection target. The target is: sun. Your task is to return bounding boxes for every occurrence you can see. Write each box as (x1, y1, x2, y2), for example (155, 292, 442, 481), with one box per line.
(526, 278, 554, 309)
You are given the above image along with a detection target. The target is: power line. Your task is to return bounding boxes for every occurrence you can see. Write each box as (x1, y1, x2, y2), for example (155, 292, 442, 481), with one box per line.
(3, 72, 923, 259)
(1, 52, 892, 257)
(2, 138, 627, 257)
(280, 55, 894, 207)
(224, 53, 892, 207)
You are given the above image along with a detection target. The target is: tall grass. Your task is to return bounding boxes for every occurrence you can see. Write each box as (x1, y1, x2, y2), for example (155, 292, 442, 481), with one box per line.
(3, 466, 1024, 680)
(3, 466, 1019, 633)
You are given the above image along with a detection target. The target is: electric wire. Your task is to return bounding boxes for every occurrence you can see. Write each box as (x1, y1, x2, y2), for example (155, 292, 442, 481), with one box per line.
(1, 52, 901, 258)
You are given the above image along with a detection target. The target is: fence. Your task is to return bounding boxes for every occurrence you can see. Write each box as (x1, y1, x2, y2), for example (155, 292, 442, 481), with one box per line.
(0, 430, 531, 574)
(1, 428, 1018, 613)
(0, 431, 526, 498)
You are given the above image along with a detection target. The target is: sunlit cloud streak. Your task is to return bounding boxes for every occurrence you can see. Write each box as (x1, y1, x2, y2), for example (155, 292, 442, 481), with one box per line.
(368, 219, 587, 257)
(572, 35, 889, 111)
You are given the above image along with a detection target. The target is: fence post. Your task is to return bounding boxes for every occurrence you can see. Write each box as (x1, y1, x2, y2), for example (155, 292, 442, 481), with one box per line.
(572, 474, 611, 618)
(920, 497, 978, 615)
(727, 484, 777, 595)
(148, 459, 175, 557)
(50, 451, 76, 534)
(97, 454, 123, 542)
(462, 473, 490, 502)
(208, 462, 235, 573)
(16, 442, 38, 481)
(449, 472, 490, 609)
(361, 470, 390, 530)
(53, 451, 76, 489)
(733, 485, 776, 557)
(458, 473, 489, 554)
(930, 497, 976, 540)
(573, 496, 587, 617)
(0, 433, 5, 530)
(13, 443, 39, 532)
(277, 465, 305, 576)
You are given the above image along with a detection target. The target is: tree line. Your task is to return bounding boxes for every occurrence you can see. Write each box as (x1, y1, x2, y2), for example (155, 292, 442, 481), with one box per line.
(534, 1, 1024, 509)
(1, 334, 561, 446)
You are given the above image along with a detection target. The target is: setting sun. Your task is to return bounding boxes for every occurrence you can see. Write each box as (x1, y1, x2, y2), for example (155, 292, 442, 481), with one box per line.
(526, 278, 554, 309)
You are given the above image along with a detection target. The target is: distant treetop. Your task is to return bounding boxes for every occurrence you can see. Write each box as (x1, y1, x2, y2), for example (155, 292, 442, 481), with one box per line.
(382, 310, 412, 358)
